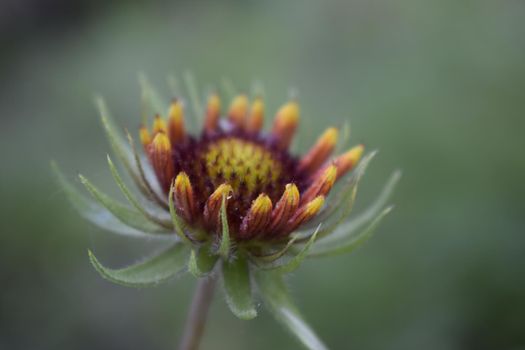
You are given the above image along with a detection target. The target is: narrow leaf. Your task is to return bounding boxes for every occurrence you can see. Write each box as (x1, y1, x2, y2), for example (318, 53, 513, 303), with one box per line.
(107, 155, 171, 229)
(188, 246, 219, 278)
(88, 243, 188, 288)
(309, 206, 393, 258)
(51, 161, 171, 240)
(78, 174, 169, 234)
(264, 226, 320, 274)
(222, 255, 257, 320)
(218, 194, 231, 259)
(256, 270, 329, 350)
(316, 170, 401, 246)
(139, 72, 167, 123)
(95, 96, 150, 196)
(253, 236, 298, 264)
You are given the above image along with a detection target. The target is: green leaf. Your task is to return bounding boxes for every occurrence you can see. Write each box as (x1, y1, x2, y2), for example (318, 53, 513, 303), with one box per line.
(222, 255, 257, 320)
(264, 226, 320, 274)
(314, 170, 401, 248)
(188, 246, 219, 278)
(78, 174, 169, 234)
(88, 243, 189, 288)
(51, 161, 171, 240)
(218, 194, 231, 259)
(308, 206, 393, 258)
(255, 270, 328, 350)
(107, 155, 171, 229)
(252, 236, 298, 264)
(139, 72, 167, 124)
(95, 96, 150, 196)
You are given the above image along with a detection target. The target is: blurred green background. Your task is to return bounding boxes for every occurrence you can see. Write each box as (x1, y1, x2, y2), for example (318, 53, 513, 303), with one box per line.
(1, 0, 524, 349)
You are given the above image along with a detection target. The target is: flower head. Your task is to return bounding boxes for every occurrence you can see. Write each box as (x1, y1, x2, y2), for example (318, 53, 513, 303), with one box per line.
(139, 95, 363, 243)
(53, 74, 399, 349)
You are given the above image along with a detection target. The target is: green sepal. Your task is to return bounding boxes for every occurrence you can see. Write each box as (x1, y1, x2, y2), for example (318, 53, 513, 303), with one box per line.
(308, 206, 393, 257)
(78, 174, 169, 234)
(251, 236, 298, 264)
(218, 194, 231, 259)
(88, 243, 189, 288)
(255, 270, 328, 350)
(107, 154, 171, 229)
(222, 255, 257, 320)
(188, 245, 219, 278)
(263, 226, 320, 274)
(51, 161, 171, 240)
(138, 72, 167, 124)
(309, 170, 401, 256)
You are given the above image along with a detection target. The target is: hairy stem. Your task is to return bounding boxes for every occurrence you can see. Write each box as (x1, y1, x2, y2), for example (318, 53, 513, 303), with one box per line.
(178, 277, 216, 350)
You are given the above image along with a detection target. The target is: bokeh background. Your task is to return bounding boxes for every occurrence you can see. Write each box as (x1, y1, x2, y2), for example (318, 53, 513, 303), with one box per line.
(1, 0, 524, 349)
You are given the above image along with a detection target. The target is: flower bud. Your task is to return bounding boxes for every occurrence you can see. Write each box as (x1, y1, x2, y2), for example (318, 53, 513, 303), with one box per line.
(334, 144, 364, 179)
(150, 132, 174, 192)
(269, 183, 300, 233)
(203, 184, 233, 229)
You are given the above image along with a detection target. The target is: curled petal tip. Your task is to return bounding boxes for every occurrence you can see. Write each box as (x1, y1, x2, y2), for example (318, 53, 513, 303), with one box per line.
(152, 114, 167, 134)
(271, 101, 300, 149)
(301, 165, 337, 205)
(150, 133, 174, 191)
(246, 97, 264, 133)
(173, 172, 197, 222)
(240, 193, 273, 238)
(205, 93, 221, 132)
(168, 100, 186, 143)
(288, 195, 325, 232)
(299, 127, 338, 173)
(228, 94, 249, 128)
(269, 183, 300, 234)
(335, 144, 364, 179)
(139, 125, 151, 147)
(204, 183, 234, 228)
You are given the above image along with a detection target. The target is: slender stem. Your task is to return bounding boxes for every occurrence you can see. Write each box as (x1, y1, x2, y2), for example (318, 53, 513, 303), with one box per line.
(178, 277, 216, 350)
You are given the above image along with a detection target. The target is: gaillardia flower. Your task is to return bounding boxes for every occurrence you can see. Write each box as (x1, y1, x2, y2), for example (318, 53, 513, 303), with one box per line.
(53, 75, 400, 350)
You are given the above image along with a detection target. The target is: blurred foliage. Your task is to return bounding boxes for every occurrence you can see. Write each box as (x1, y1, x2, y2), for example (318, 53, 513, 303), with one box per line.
(1, 0, 524, 349)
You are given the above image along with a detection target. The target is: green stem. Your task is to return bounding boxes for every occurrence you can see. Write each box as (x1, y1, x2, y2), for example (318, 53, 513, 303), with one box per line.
(178, 277, 216, 350)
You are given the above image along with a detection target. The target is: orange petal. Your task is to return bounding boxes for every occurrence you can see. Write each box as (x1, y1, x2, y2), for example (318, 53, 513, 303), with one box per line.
(150, 133, 174, 192)
(239, 193, 273, 239)
(298, 127, 338, 174)
(300, 165, 337, 205)
(228, 94, 249, 128)
(287, 196, 325, 233)
(271, 101, 299, 149)
(203, 184, 233, 230)
(268, 183, 300, 234)
(334, 144, 364, 179)
(204, 93, 221, 132)
(173, 172, 197, 223)
(168, 99, 186, 144)
(246, 97, 264, 133)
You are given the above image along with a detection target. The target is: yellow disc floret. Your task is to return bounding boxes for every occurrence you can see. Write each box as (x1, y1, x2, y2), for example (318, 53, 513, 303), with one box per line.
(203, 137, 282, 195)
